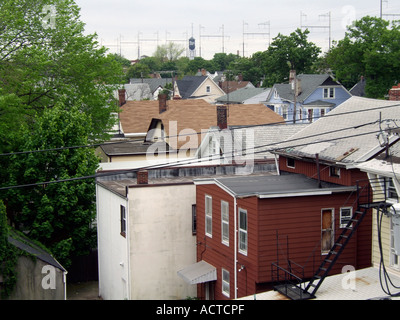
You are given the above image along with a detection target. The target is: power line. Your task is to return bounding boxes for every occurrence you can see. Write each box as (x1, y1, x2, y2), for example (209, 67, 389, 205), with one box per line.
(2, 101, 400, 158)
(0, 124, 394, 191)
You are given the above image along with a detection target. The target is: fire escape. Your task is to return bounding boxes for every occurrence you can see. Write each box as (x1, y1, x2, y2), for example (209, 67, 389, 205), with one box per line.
(271, 178, 394, 300)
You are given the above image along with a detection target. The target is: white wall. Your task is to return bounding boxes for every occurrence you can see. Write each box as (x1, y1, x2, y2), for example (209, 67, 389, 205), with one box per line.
(96, 184, 130, 300)
(128, 184, 197, 300)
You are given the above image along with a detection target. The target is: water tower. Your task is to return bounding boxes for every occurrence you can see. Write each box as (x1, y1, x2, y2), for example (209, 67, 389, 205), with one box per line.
(189, 37, 196, 60)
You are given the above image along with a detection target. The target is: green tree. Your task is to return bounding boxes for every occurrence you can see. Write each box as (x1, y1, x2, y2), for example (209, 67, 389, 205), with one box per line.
(261, 28, 321, 87)
(154, 42, 185, 62)
(0, 0, 123, 145)
(0, 200, 18, 299)
(5, 104, 99, 268)
(327, 16, 400, 98)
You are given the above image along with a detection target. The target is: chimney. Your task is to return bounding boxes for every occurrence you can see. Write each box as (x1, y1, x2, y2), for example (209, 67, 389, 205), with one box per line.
(158, 93, 168, 113)
(389, 84, 400, 101)
(137, 170, 148, 185)
(201, 68, 207, 76)
(119, 89, 126, 107)
(217, 105, 228, 130)
(238, 73, 243, 82)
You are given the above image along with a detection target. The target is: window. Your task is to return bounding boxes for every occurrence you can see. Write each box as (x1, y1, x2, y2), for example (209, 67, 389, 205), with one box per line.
(321, 109, 326, 117)
(340, 207, 353, 228)
(387, 178, 398, 200)
(222, 269, 230, 297)
(239, 208, 248, 255)
(205, 195, 212, 237)
(192, 204, 197, 235)
(120, 205, 126, 237)
(287, 158, 295, 169)
(221, 201, 229, 246)
(282, 106, 288, 119)
(206, 86, 211, 93)
(330, 166, 340, 178)
(323, 88, 335, 99)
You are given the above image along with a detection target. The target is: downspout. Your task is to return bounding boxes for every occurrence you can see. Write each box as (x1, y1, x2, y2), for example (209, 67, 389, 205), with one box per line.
(274, 154, 280, 175)
(234, 196, 238, 299)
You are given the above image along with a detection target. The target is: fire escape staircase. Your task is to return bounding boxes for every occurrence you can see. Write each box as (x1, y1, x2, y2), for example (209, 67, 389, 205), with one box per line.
(272, 179, 393, 300)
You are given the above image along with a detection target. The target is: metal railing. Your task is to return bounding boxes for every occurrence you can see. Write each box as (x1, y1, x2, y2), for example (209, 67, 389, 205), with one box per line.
(271, 260, 306, 299)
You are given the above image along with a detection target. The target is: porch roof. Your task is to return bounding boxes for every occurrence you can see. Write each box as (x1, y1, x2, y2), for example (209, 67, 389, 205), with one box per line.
(177, 260, 217, 285)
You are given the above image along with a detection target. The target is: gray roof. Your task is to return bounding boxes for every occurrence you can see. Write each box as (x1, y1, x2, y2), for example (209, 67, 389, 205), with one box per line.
(8, 232, 66, 271)
(205, 173, 355, 198)
(350, 78, 366, 97)
(100, 140, 170, 156)
(275, 96, 400, 165)
(227, 124, 309, 159)
(272, 74, 334, 103)
(176, 76, 208, 99)
(217, 87, 269, 104)
(130, 78, 173, 94)
(116, 83, 152, 101)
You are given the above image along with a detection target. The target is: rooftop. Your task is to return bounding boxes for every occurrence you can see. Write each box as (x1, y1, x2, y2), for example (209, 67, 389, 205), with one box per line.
(195, 173, 356, 198)
(275, 96, 400, 165)
(238, 267, 400, 300)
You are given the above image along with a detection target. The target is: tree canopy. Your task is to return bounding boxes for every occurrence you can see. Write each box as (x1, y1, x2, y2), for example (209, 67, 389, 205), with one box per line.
(327, 16, 400, 98)
(5, 104, 99, 267)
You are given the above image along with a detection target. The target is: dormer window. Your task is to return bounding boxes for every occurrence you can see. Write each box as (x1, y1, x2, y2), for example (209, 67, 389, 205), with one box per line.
(323, 88, 335, 99)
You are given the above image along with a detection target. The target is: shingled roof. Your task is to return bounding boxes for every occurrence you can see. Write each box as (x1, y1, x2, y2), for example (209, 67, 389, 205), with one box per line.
(274, 96, 400, 166)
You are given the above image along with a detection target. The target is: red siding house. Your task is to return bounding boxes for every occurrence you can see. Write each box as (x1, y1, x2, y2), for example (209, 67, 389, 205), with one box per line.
(190, 97, 400, 300)
(194, 173, 366, 300)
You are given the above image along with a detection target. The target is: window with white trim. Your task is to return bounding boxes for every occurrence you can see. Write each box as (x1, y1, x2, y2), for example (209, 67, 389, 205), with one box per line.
(239, 208, 248, 255)
(323, 88, 335, 99)
(221, 201, 229, 246)
(205, 195, 212, 237)
(340, 207, 353, 228)
(222, 269, 230, 297)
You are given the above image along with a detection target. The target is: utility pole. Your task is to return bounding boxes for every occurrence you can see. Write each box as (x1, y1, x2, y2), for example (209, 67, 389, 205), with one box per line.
(242, 20, 270, 57)
(301, 11, 331, 51)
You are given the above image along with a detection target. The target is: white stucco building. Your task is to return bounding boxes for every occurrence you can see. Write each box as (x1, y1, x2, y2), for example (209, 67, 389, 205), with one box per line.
(96, 170, 197, 300)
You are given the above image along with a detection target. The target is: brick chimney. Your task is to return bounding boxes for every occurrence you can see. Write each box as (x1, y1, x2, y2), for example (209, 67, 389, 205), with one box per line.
(118, 89, 126, 107)
(137, 170, 148, 185)
(217, 105, 228, 130)
(158, 93, 168, 113)
(389, 84, 400, 101)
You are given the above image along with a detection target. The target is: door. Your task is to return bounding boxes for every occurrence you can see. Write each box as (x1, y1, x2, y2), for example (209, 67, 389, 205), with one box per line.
(321, 209, 334, 254)
(205, 282, 215, 300)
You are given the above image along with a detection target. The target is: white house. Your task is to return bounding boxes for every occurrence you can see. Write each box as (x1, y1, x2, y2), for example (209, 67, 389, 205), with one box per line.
(96, 170, 197, 300)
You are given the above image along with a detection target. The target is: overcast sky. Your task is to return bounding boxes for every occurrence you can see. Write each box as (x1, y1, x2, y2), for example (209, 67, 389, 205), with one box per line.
(74, 0, 400, 60)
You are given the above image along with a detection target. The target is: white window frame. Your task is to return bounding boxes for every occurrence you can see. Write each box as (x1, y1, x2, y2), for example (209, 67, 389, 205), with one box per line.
(238, 208, 248, 255)
(340, 207, 353, 228)
(323, 87, 335, 99)
(221, 201, 229, 246)
(222, 269, 230, 298)
(206, 85, 211, 93)
(205, 195, 212, 237)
